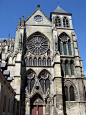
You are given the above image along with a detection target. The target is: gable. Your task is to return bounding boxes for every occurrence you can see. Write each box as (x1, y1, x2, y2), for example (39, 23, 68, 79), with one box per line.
(25, 9, 51, 26)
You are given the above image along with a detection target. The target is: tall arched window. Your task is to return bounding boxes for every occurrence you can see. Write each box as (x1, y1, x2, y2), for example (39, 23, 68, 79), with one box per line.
(70, 86, 75, 101)
(43, 58, 46, 66)
(64, 86, 68, 101)
(68, 40, 72, 55)
(33, 57, 37, 66)
(38, 57, 41, 66)
(29, 57, 32, 66)
(70, 61, 74, 75)
(58, 39, 62, 55)
(55, 16, 61, 27)
(61, 61, 64, 77)
(63, 42, 67, 55)
(65, 61, 69, 75)
(38, 71, 50, 93)
(27, 72, 35, 93)
(47, 58, 51, 66)
(63, 17, 69, 27)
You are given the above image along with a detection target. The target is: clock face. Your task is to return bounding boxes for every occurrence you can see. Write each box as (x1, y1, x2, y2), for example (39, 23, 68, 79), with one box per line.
(27, 35, 49, 55)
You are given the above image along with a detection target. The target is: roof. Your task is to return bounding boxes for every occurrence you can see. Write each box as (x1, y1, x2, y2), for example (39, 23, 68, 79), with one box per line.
(54, 6, 67, 14)
(1, 62, 7, 68)
(3, 70, 10, 75)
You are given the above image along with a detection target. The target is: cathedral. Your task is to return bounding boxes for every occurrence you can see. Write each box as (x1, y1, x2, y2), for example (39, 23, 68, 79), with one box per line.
(0, 4, 86, 115)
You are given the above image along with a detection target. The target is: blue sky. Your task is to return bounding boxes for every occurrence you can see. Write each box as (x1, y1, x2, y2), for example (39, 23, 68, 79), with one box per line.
(0, 0, 86, 76)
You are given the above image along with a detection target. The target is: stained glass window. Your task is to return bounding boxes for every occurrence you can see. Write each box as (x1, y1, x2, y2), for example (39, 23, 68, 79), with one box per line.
(68, 40, 72, 55)
(70, 86, 75, 101)
(63, 42, 67, 55)
(27, 35, 49, 55)
(70, 62, 74, 75)
(64, 86, 68, 101)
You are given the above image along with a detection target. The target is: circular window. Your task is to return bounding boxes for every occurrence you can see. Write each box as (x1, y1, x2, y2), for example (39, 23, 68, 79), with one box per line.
(34, 15, 42, 22)
(27, 35, 49, 55)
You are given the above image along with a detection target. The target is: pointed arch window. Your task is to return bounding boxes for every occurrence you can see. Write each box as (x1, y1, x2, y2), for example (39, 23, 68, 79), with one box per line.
(61, 61, 64, 77)
(29, 57, 32, 66)
(39, 71, 50, 93)
(65, 61, 69, 75)
(38, 57, 41, 66)
(43, 58, 46, 66)
(63, 17, 69, 27)
(47, 58, 51, 66)
(68, 40, 72, 55)
(64, 86, 68, 101)
(58, 39, 62, 55)
(70, 86, 75, 101)
(63, 42, 67, 55)
(27, 72, 35, 93)
(55, 16, 61, 27)
(33, 57, 37, 66)
(70, 61, 74, 75)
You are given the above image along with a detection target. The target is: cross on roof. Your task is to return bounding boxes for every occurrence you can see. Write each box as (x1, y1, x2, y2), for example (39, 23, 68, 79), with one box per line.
(57, 2, 59, 6)
(37, 4, 40, 8)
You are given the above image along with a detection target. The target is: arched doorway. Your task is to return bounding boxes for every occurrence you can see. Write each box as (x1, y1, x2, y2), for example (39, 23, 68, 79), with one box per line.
(30, 93, 43, 115)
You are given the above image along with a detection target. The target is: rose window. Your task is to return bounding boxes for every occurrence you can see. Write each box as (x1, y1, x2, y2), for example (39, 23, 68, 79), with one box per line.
(27, 35, 49, 55)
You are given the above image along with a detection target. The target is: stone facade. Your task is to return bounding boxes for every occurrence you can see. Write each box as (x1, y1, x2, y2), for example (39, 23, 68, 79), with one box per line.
(0, 5, 86, 115)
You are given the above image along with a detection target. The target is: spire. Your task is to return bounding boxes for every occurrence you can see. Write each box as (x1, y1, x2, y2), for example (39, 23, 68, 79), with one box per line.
(54, 5, 67, 14)
(18, 18, 21, 28)
(21, 15, 24, 26)
(7, 33, 10, 46)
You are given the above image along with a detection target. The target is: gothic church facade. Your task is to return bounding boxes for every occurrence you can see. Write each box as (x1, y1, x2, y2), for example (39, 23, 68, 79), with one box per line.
(0, 5, 86, 115)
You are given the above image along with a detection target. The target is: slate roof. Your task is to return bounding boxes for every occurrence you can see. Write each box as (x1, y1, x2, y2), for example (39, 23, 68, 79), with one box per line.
(54, 6, 67, 14)
(3, 70, 10, 75)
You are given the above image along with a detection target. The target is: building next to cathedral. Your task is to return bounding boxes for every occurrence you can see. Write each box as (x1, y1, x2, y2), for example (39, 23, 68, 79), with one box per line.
(0, 4, 86, 115)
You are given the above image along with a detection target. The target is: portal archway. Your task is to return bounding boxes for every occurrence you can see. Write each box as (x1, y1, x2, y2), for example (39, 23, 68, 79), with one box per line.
(30, 93, 43, 115)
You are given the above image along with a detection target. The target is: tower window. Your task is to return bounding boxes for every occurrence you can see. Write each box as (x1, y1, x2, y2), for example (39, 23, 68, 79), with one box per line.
(55, 16, 61, 27)
(63, 17, 69, 27)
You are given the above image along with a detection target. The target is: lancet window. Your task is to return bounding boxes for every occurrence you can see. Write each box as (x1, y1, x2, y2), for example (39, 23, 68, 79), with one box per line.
(55, 16, 61, 27)
(63, 17, 69, 27)
(38, 71, 50, 93)
(64, 85, 75, 101)
(27, 72, 35, 93)
(61, 60, 74, 77)
(58, 33, 72, 55)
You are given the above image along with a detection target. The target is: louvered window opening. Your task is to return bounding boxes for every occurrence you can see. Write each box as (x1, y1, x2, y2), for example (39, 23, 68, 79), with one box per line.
(55, 17, 61, 27)
(63, 17, 69, 27)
